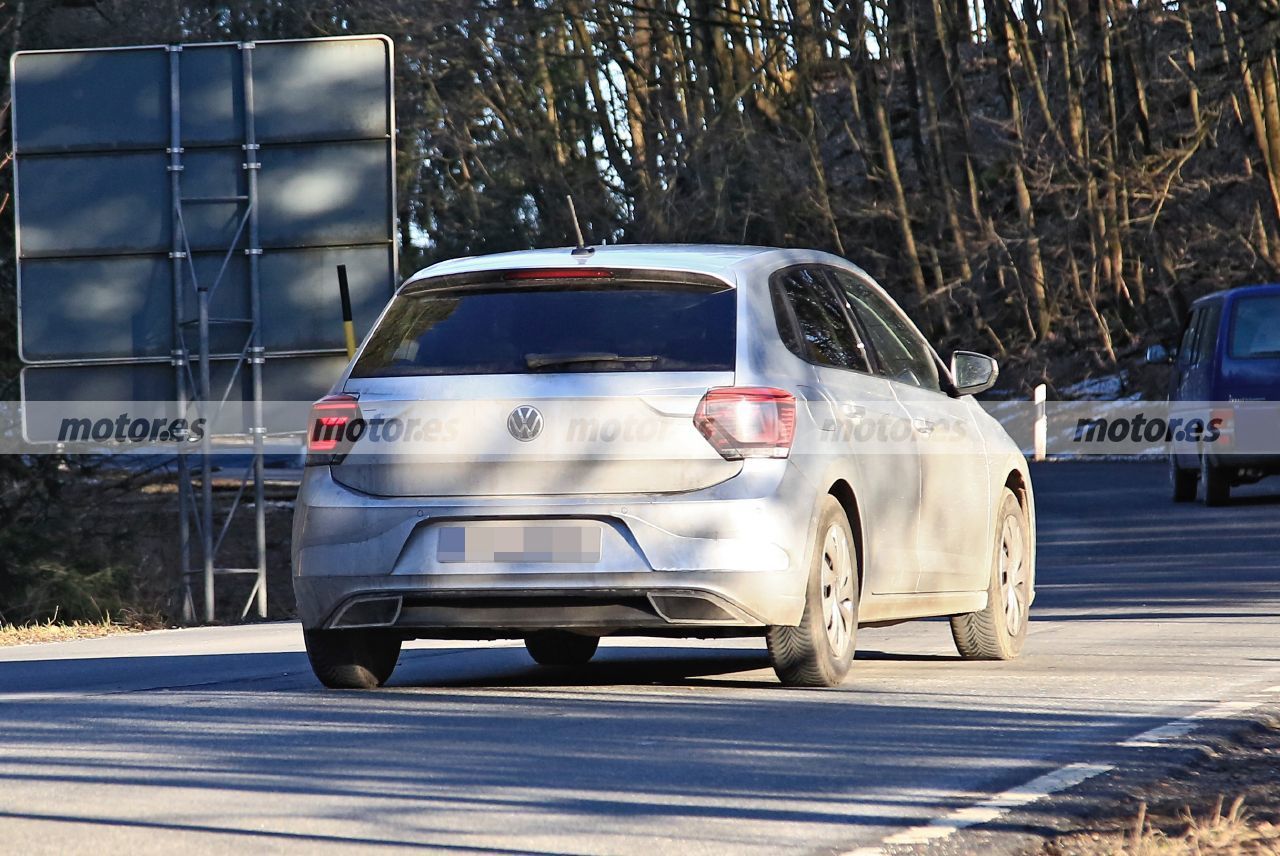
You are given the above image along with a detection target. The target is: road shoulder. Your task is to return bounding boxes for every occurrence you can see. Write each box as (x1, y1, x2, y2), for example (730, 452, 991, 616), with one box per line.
(888, 704, 1280, 856)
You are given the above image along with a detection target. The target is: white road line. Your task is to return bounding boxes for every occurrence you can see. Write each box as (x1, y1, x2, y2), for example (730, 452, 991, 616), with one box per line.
(841, 762, 1112, 856)
(1120, 722, 1198, 748)
(1122, 699, 1260, 748)
(842, 688, 1280, 856)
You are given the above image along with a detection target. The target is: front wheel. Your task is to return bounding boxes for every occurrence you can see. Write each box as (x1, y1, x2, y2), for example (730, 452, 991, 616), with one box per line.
(1170, 455, 1197, 503)
(950, 487, 1031, 660)
(1201, 456, 1231, 506)
(304, 628, 401, 689)
(767, 495, 859, 688)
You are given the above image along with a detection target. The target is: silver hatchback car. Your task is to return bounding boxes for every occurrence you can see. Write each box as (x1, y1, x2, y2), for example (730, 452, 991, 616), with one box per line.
(293, 245, 1035, 688)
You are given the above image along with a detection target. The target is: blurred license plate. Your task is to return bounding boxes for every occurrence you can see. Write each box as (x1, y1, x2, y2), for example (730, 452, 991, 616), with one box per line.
(438, 524, 602, 563)
(1232, 403, 1280, 455)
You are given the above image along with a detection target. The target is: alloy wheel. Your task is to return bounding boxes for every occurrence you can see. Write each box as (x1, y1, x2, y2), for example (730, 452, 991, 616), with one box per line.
(819, 524, 856, 655)
(999, 513, 1029, 637)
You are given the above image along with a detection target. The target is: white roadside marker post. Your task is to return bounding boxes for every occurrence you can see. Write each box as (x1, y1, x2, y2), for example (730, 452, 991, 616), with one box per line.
(1033, 384, 1047, 462)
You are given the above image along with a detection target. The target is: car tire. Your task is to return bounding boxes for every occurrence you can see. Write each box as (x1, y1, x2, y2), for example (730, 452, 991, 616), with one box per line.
(303, 628, 401, 689)
(767, 495, 858, 688)
(524, 631, 600, 666)
(1201, 456, 1230, 506)
(950, 488, 1030, 660)
(1170, 456, 1197, 503)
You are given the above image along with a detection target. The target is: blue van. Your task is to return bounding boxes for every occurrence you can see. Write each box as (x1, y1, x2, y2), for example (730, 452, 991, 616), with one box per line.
(1147, 283, 1280, 505)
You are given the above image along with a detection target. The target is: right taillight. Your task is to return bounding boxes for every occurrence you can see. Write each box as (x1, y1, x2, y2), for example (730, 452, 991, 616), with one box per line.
(307, 393, 362, 464)
(694, 387, 796, 460)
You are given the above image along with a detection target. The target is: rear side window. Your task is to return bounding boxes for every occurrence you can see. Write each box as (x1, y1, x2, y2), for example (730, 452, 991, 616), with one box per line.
(351, 279, 736, 377)
(830, 270, 942, 392)
(1229, 295, 1280, 358)
(772, 267, 870, 373)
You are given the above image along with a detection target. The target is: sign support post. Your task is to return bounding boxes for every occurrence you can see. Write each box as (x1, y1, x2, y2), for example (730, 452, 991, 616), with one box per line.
(167, 41, 270, 623)
(242, 42, 269, 621)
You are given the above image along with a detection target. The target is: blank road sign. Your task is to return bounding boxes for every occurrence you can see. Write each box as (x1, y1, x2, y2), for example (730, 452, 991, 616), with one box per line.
(11, 35, 398, 367)
(18, 243, 394, 362)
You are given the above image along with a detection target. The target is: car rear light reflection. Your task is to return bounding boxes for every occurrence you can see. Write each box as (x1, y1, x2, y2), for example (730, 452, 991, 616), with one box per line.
(694, 387, 796, 460)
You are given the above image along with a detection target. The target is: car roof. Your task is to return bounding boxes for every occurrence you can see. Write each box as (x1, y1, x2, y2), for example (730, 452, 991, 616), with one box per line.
(403, 243, 857, 285)
(1192, 282, 1280, 307)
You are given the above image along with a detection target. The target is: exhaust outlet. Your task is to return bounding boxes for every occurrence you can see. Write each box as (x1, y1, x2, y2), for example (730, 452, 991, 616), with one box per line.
(647, 593, 745, 625)
(331, 596, 403, 628)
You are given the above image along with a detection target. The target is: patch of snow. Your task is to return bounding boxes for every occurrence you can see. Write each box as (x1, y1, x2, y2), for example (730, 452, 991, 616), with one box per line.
(1061, 371, 1129, 400)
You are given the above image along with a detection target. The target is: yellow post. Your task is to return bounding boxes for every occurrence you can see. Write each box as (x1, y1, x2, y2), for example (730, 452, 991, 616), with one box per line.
(343, 320, 357, 359)
(336, 264, 356, 359)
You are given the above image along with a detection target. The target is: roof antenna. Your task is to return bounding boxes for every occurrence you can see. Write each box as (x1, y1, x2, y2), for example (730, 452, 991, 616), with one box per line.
(566, 195, 594, 256)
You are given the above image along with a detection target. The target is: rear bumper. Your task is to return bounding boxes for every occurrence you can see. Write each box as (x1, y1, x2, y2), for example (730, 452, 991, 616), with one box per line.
(294, 572, 799, 636)
(1205, 452, 1280, 472)
(291, 462, 815, 632)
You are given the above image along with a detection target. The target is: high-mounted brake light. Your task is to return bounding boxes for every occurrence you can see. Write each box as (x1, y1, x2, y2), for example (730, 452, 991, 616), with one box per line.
(694, 387, 796, 460)
(503, 268, 614, 281)
(307, 394, 362, 459)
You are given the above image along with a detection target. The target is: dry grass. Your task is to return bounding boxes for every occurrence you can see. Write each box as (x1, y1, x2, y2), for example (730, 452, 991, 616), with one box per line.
(0, 610, 164, 647)
(1055, 797, 1280, 856)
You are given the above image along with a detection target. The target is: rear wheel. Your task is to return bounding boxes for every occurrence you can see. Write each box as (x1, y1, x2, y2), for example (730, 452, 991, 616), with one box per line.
(524, 631, 600, 666)
(1201, 456, 1231, 506)
(951, 488, 1031, 660)
(767, 495, 858, 688)
(1170, 455, 1197, 503)
(304, 628, 401, 689)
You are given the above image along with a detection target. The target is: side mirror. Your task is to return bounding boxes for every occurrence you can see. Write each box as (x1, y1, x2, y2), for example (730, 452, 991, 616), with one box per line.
(1145, 344, 1174, 365)
(951, 351, 999, 396)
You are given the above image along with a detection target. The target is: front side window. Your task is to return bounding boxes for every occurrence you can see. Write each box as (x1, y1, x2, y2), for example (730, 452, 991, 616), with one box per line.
(772, 267, 870, 373)
(830, 270, 941, 392)
(1228, 295, 1280, 359)
(1195, 302, 1223, 365)
(351, 277, 736, 377)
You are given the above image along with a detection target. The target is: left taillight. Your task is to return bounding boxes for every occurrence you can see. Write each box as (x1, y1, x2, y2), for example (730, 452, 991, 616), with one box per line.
(694, 387, 796, 460)
(307, 393, 362, 464)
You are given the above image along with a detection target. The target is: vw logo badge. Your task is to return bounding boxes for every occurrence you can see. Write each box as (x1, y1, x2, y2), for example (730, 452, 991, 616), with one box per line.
(507, 405, 544, 442)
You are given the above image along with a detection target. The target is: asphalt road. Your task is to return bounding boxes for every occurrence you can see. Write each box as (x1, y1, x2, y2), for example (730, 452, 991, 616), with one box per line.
(2, 461, 1279, 855)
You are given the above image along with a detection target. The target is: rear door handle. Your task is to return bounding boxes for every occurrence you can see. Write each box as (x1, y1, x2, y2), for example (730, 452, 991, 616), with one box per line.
(912, 417, 936, 435)
(840, 403, 866, 420)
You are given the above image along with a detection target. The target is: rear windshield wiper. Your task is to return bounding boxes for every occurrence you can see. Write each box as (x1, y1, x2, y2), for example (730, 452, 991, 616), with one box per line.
(525, 353, 661, 370)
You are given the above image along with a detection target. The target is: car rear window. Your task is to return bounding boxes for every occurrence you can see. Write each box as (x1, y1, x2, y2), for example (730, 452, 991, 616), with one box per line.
(1229, 295, 1280, 359)
(351, 279, 736, 377)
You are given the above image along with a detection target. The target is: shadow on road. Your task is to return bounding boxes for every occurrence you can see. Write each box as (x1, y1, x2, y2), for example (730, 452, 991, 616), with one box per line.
(395, 645, 772, 689)
(0, 642, 959, 696)
(0, 646, 1221, 847)
(1, 462, 1279, 850)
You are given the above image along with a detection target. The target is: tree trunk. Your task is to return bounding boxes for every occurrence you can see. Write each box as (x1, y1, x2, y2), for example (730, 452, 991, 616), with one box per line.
(988, 0, 1051, 338)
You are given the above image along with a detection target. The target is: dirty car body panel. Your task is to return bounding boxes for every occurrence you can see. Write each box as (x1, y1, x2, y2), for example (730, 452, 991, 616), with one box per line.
(292, 245, 1035, 660)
